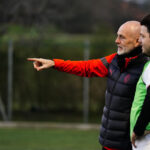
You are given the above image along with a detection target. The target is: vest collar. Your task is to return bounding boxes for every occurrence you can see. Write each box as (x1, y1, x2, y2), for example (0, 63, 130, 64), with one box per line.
(117, 46, 142, 71)
(117, 46, 142, 59)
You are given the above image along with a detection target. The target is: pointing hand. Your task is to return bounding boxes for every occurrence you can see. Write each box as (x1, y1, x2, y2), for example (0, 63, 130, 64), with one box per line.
(27, 58, 55, 71)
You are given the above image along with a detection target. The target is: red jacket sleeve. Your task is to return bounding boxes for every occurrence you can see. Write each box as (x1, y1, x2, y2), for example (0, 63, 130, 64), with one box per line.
(53, 53, 116, 77)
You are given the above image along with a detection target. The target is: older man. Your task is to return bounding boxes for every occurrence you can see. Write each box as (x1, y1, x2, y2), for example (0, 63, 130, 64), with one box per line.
(28, 21, 148, 150)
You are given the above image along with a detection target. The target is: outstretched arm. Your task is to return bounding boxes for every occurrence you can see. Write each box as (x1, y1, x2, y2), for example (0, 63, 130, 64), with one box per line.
(27, 53, 116, 77)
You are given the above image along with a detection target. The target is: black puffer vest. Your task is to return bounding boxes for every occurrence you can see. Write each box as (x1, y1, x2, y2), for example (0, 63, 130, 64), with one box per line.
(99, 54, 147, 150)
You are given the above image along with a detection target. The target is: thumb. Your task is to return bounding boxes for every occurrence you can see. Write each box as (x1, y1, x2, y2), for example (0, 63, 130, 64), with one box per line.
(37, 65, 46, 71)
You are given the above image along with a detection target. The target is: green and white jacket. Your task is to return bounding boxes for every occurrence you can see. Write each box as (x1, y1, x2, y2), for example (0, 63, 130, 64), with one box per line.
(130, 61, 150, 137)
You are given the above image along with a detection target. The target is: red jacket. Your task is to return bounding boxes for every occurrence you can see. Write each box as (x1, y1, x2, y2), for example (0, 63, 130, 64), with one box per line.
(54, 53, 136, 77)
(54, 53, 117, 77)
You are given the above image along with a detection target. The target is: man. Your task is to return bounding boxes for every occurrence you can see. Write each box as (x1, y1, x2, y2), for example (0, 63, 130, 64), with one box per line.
(28, 21, 148, 150)
(131, 14, 150, 150)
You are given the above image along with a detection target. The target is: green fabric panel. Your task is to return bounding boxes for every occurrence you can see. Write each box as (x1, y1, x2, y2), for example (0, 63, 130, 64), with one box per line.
(130, 61, 150, 138)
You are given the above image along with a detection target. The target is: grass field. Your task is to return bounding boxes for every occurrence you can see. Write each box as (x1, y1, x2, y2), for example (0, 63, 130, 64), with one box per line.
(0, 127, 101, 150)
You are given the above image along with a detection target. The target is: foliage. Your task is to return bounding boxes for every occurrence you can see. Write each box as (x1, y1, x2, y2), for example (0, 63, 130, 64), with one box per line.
(0, 0, 149, 121)
(0, 24, 116, 121)
(0, 0, 148, 33)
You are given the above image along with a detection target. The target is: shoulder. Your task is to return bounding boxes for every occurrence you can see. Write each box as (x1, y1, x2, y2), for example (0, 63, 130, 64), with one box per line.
(143, 61, 150, 72)
(104, 53, 117, 64)
(142, 61, 150, 85)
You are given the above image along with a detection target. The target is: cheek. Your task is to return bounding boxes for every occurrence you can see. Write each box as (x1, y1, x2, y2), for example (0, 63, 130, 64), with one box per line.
(121, 40, 127, 45)
(126, 41, 135, 49)
(122, 39, 135, 50)
(144, 39, 150, 47)
(147, 41, 150, 49)
(143, 40, 147, 47)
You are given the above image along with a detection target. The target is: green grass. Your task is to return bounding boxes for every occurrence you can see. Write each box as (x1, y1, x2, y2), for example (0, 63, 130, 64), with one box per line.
(0, 128, 101, 150)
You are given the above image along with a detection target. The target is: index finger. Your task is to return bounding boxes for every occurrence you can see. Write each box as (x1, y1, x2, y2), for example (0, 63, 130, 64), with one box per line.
(27, 58, 41, 62)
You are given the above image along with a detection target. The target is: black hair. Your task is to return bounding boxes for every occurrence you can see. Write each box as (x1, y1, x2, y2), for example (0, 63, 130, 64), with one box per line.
(141, 14, 150, 33)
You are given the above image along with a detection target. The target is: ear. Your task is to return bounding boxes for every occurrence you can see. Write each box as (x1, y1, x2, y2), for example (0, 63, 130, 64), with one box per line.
(135, 38, 140, 47)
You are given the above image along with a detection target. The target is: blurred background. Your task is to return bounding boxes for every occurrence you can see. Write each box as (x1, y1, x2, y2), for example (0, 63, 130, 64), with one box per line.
(0, 0, 149, 149)
(0, 0, 149, 123)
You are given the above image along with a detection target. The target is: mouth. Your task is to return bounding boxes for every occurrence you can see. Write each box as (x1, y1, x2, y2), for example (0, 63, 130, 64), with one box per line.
(118, 46, 122, 49)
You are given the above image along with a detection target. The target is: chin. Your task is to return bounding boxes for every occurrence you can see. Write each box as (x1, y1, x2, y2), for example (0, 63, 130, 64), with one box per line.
(117, 51, 125, 55)
(142, 48, 146, 54)
(142, 50, 148, 55)
(142, 52, 150, 57)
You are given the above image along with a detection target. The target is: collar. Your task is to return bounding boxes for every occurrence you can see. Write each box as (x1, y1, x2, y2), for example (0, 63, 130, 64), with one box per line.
(117, 46, 142, 71)
(117, 46, 142, 59)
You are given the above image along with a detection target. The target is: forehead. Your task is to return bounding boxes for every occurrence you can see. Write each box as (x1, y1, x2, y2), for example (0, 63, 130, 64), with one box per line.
(117, 24, 130, 36)
(141, 25, 149, 34)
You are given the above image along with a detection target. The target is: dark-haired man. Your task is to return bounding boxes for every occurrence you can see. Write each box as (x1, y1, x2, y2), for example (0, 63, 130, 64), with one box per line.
(28, 21, 148, 150)
(131, 14, 150, 150)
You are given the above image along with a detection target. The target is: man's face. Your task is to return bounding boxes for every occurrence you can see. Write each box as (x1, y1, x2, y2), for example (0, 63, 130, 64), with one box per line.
(139, 26, 150, 55)
(115, 25, 139, 55)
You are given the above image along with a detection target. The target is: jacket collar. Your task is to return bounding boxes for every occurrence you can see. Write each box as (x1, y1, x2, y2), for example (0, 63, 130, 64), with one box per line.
(117, 46, 142, 59)
(117, 46, 142, 71)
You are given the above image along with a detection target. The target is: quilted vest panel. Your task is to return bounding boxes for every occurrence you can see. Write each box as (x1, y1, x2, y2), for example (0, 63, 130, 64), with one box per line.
(99, 55, 147, 150)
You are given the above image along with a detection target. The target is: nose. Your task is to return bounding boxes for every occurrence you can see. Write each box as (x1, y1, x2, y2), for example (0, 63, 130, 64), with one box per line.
(115, 37, 120, 44)
(138, 37, 142, 45)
